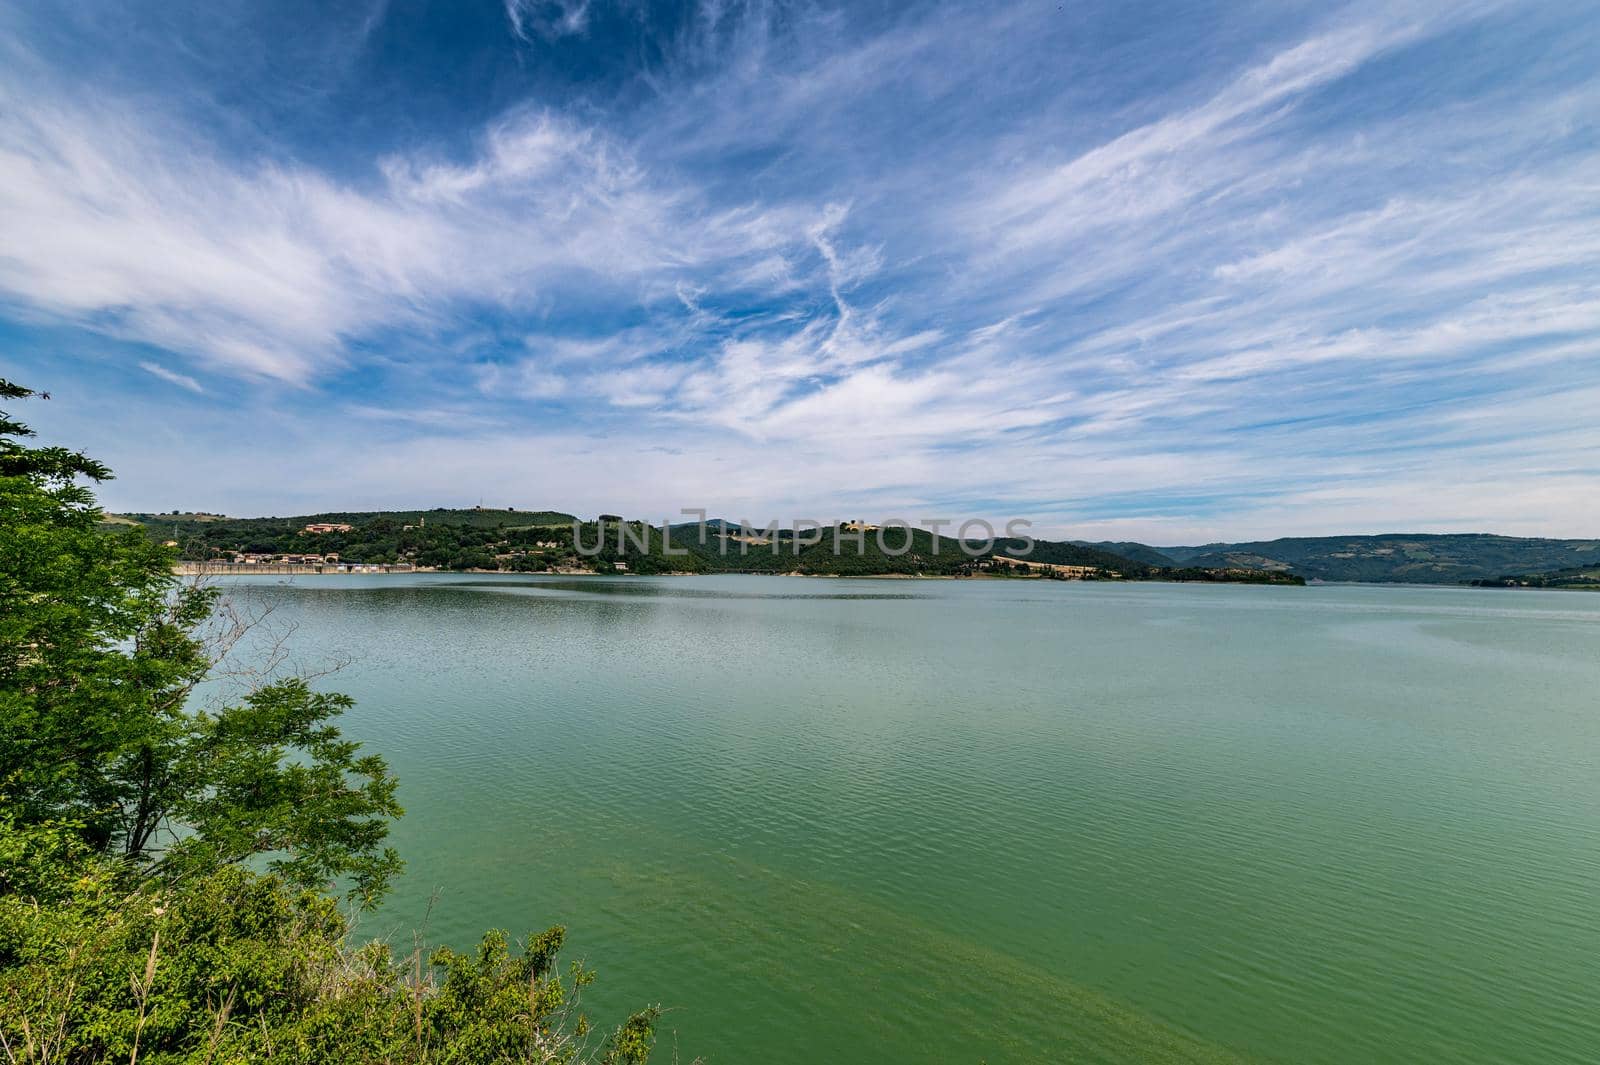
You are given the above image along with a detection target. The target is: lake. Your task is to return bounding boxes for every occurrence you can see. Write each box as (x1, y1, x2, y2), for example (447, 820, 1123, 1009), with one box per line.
(216, 574, 1600, 1064)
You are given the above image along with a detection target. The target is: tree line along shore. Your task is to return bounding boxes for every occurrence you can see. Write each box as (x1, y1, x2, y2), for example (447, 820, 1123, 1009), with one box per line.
(123, 510, 1600, 585)
(132, 510, 1307, 584)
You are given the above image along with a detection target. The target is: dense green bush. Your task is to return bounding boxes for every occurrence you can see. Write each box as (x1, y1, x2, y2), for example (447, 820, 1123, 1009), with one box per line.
(0, 838, 655, 1064)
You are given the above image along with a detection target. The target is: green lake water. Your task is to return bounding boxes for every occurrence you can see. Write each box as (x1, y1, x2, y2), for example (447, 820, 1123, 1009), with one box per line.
(218, 574, 1600, 1064)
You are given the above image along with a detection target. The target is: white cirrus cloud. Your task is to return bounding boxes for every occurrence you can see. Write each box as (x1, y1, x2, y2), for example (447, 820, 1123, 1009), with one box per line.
(138, 360, 203, 393)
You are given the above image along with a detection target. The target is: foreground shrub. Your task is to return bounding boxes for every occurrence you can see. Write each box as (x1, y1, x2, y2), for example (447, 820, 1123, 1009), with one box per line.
(0, 840, 656, 1064)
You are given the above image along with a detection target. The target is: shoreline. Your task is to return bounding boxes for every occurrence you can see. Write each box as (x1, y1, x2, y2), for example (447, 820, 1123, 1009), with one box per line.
(173, 565, 1595, 590)
(175, 564, 1302, 587)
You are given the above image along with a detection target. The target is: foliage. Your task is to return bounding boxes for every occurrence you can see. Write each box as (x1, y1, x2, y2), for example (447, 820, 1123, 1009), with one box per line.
(1471, 566, 1600, 590)
(992, 537, 1149, 574)
(1157, 567, 1305, 586)
(1, 381, 400, 905)
(0, 380, 663, 1062)
(0, 851, 657, 1064)
(1063, 541, 1180, 567)
(153, 681, 402, 909)
(124, 511, 582, 571)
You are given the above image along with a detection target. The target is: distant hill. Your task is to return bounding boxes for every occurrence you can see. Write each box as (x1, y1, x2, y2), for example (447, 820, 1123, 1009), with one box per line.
(666, 521, 995, 576)
(1072, 541, 1179, 567)
(113, 508, 582, 570)
(997, 539, 1154, 572)
(1110, 534, 1600, 583)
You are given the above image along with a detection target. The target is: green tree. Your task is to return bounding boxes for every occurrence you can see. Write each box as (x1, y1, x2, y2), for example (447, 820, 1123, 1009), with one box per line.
(0, 381, 400, 905)
(0, 379, 662, 1060)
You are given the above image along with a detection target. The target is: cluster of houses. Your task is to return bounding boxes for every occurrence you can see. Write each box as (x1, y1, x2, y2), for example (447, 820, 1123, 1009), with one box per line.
(490, 542, 563, 562)
(214, 550, 417, 573)
(302, 522, 355, 534)
(231, 551, 339, 565)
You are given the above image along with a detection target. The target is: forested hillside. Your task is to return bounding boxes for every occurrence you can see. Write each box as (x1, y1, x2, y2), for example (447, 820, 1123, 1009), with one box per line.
(114, 510, 1314, 583)
(1137, 534, 1600, 583)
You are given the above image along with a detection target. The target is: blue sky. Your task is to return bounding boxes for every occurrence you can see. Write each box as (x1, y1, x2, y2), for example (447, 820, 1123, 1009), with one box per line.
(2, 0, 1597, 541)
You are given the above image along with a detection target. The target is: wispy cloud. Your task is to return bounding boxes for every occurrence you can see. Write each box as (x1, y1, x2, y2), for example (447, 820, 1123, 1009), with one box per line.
(505, 0, 591, 42)
(139, 360, 203, 393)
(0, 92, 808, 383)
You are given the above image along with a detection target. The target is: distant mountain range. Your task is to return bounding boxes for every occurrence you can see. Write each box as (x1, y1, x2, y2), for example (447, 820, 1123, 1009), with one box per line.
(1075, 534, 1600, 584)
